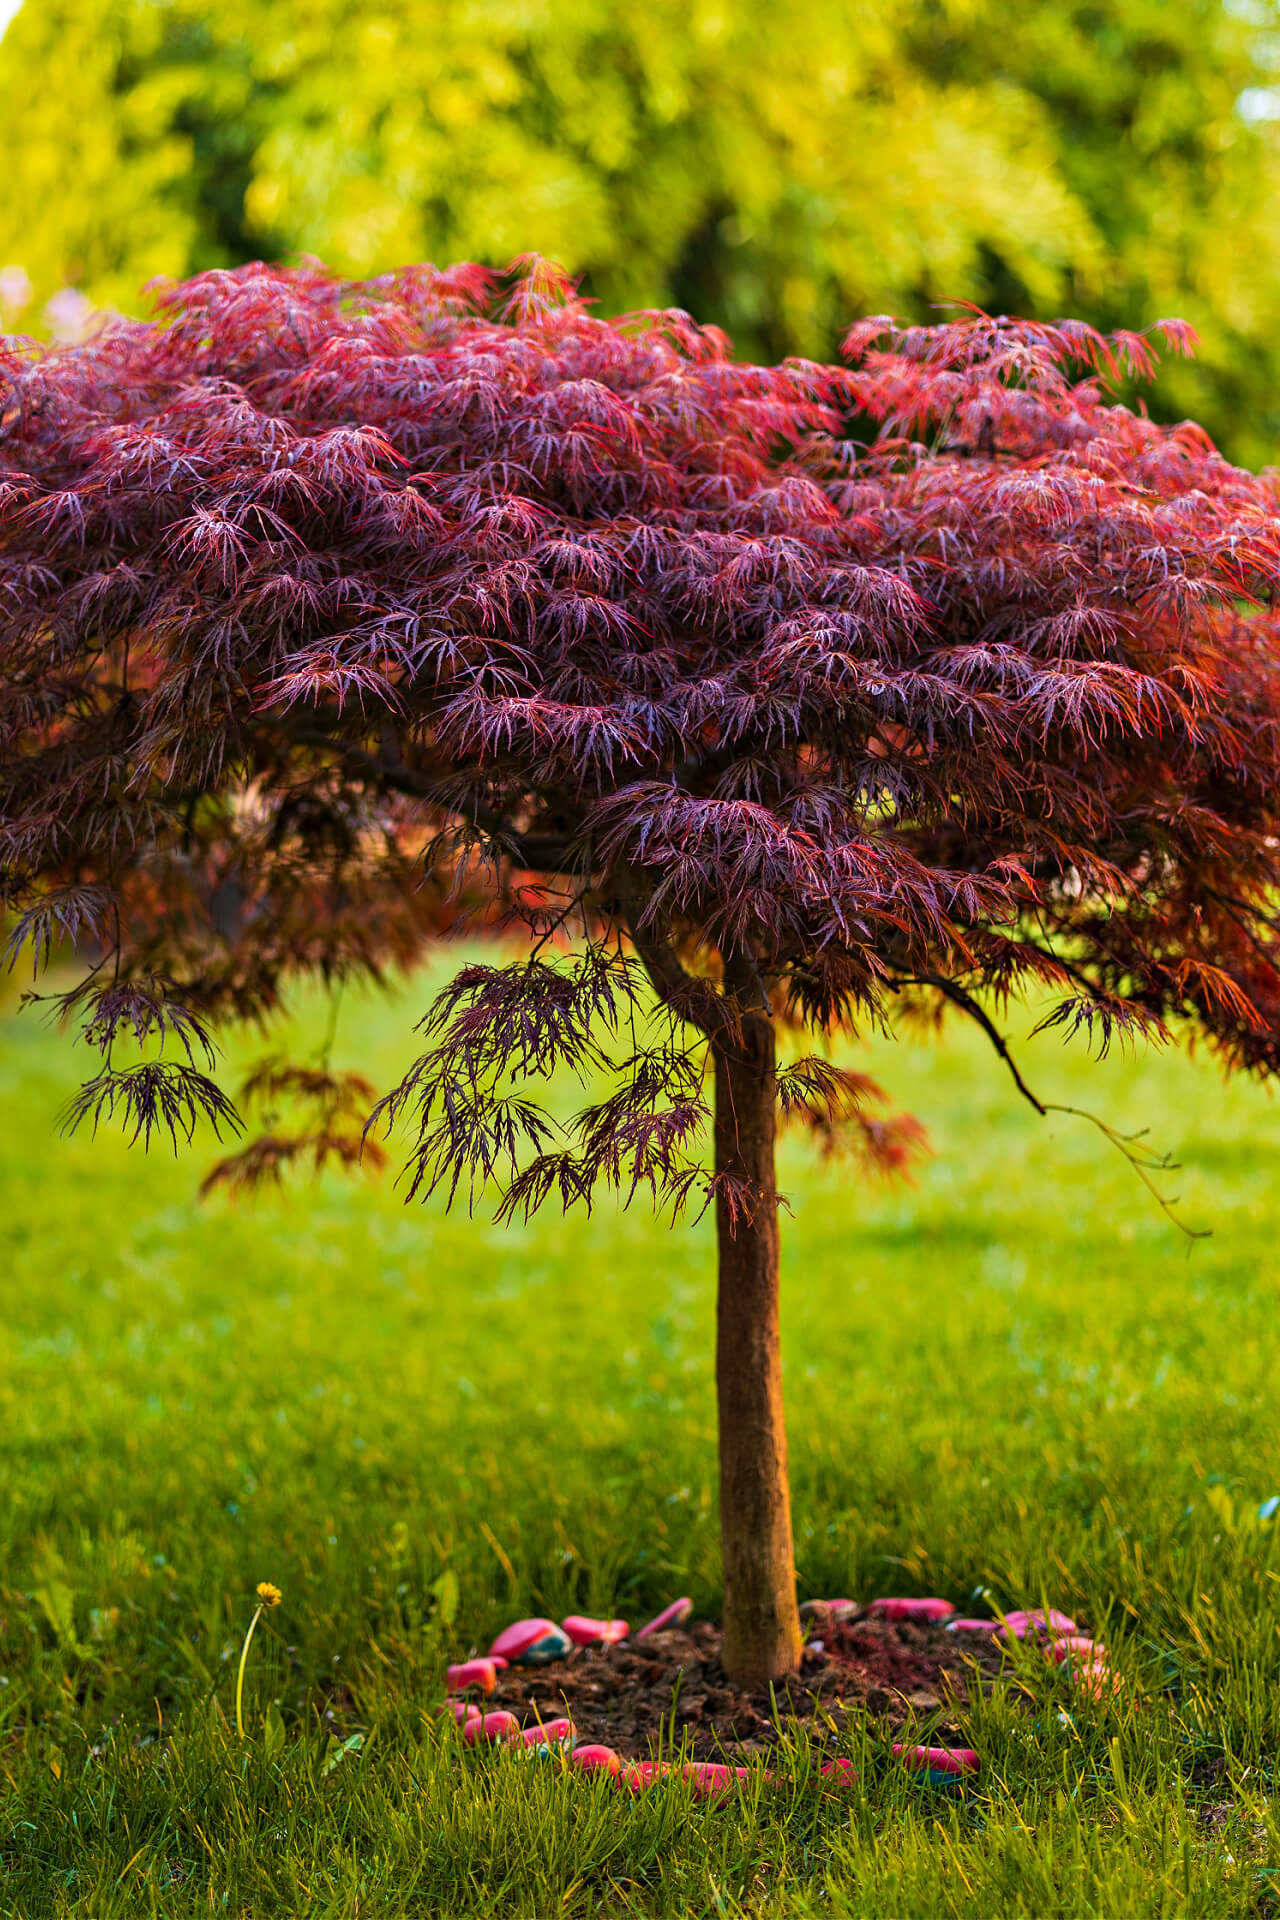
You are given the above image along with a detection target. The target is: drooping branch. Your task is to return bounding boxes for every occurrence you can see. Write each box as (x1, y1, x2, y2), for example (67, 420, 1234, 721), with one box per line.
(361, 943, 716, 1221)
(200, 1059, 387, 1200)
(1043, 1103, 1210, 1242)
(59, 1061, 242, 1152)
(892, 971, 1207, 1238)
(774, 1054, 931, 1181)
(893, 972, 1047, 1115)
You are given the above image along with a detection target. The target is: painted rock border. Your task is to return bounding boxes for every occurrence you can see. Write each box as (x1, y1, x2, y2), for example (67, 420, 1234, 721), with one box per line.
(441, 1593, 1122, 1803)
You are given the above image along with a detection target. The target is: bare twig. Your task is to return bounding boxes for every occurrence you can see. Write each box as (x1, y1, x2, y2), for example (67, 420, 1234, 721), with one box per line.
(892, 972, 1208, 1241)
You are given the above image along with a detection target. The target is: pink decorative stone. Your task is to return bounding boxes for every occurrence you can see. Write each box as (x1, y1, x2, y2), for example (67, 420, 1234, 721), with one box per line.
(635, 1598, 693, 1639)
(819, 1759, 859, 1791)
(682, 1761, 749, 1801)
(998, 1607, 1077, 1641)
(1047, 1636, 1100, 1665)
(623, 1760, 673, 1792)
(446, 1700, 482, 1725)
(562, 1615, 630, 1647)
(570, 1744, 622, 1777)
(1073, 1658, 1124, 1698)
(893, 1744, 980, 1775)
(945, 1617, 1001, 1634)
(518, 1716, 575, 1747)
(868, 1597, 956, 1623)
(800, 1598, 858, 1622)
(488, 1617, 573, 1665)
(446, 1658, 499, 1695)
(462, 1710, 521, 1746)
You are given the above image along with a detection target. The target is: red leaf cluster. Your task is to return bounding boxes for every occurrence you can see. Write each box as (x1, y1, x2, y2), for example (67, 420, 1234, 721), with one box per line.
(3, 259, 1279, 1208)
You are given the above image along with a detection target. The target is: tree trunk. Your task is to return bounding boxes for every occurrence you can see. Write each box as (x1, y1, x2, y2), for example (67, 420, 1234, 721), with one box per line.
(712, 997, 802, 1686)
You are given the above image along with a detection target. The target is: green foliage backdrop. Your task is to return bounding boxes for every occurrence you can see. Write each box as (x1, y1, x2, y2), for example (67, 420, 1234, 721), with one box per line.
(1, 0, 1279, 461)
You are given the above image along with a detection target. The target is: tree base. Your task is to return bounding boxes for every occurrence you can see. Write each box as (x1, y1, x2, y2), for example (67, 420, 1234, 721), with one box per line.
(477, 1611, 1007, 1762)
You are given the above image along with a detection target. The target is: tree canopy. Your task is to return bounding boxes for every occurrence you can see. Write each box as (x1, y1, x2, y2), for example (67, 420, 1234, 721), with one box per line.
(5, 258, 1280, 1676)
(2, 0, 1280, 462)
(4, 260, 1280, 1129)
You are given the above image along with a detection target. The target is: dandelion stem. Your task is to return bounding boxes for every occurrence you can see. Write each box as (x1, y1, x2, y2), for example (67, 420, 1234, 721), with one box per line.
(234, 1604, 265, 1739)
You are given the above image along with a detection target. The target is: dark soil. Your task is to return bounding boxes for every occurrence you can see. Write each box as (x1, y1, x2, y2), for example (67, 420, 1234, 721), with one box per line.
(483, 1612, 1008, 1762)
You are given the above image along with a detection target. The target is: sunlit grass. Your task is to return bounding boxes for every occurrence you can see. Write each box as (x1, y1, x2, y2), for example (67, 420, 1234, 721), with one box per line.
(1, 967, 1278, 1915)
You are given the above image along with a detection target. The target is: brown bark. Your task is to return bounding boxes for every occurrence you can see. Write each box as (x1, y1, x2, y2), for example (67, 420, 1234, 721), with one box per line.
(712, 991, 802, 1685)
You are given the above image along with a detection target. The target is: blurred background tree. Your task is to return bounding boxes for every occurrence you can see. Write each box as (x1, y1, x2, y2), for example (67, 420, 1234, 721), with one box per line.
(0, 0, 1278, 463)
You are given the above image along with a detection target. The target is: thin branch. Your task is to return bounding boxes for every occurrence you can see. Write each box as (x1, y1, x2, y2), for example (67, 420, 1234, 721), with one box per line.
(610, 864, 733, 1039)
(893, 972, 1046, 1114)
(626, 923, 730, 1038)
(1042, 1103, 1210, 1243)
(289, 730, 585, 871)
(891, 971, 1208, 1241)
(1200, 887, 1280, 976)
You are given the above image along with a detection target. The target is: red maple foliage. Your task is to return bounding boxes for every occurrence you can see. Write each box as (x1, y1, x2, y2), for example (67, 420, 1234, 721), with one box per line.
(4, 259, 1280, 1680)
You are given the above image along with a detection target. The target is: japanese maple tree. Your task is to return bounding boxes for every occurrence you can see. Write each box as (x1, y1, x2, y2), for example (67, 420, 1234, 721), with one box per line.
(4, 259, 1280, 1683)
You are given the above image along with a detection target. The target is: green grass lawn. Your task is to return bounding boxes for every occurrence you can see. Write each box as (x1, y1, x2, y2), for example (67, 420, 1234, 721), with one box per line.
(1, 965, 1279, 1917)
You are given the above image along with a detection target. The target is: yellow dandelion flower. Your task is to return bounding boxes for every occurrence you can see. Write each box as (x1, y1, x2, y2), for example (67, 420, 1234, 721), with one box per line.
(256, 1581, 283, 1608)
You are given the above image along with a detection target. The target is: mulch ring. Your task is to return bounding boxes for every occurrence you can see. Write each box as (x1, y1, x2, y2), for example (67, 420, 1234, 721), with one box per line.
(485, 1612, 1007, 1763)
